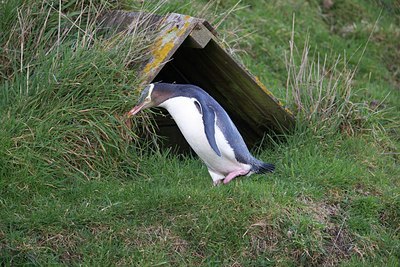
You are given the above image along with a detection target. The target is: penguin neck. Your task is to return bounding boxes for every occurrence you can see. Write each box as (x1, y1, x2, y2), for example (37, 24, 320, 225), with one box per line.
(158, 96, 197, 118)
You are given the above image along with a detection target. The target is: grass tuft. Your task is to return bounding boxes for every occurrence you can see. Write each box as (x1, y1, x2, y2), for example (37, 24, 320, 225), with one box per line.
(0, 0, 164, 183)
(284, 15, 397, 140)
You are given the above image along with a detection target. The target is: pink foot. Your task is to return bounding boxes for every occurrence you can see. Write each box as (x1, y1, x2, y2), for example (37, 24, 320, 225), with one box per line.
(223, 169, 250, 184)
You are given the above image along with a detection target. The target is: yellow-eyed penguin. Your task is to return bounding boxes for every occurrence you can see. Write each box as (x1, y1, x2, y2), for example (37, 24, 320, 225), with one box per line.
(127, 83, 275, 185)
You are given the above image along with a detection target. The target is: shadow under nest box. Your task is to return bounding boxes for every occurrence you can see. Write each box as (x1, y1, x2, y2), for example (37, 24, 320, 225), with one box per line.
(100, 11, 295, 154)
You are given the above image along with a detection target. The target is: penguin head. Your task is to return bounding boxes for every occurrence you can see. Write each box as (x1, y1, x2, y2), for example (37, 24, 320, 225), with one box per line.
(127, 83, 160, 117)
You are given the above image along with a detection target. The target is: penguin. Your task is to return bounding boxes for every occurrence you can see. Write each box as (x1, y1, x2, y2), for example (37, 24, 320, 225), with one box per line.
(127, 83, 275, 185)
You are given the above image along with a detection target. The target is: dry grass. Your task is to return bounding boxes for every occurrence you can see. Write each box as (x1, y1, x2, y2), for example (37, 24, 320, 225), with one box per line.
(284, 15, 384, 137)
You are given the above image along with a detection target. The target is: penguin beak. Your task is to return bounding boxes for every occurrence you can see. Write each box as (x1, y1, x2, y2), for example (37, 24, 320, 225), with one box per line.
(126, 103, 146, 118)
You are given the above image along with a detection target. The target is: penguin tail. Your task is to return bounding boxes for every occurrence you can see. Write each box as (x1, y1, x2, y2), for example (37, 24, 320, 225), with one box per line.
(252, 161, 275, 174)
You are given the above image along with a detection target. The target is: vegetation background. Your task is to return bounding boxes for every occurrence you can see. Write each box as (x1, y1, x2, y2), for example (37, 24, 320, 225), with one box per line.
(0, 0, 399, 266)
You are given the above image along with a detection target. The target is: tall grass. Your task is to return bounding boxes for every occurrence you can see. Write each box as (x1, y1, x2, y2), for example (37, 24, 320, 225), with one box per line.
(284, 16, 393, 138)
(0, 0, 160, 182)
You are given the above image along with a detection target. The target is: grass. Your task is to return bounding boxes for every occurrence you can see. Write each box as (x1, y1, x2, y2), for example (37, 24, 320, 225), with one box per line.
(1, 0, 399, 266)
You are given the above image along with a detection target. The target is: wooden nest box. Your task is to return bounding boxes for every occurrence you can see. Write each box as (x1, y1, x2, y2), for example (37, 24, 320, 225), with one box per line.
(101, 11, 295, 152)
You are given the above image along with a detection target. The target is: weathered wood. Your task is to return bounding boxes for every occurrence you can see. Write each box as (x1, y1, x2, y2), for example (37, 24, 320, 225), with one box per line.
(140, 13, 201, 82)
(201, 40, 294, 132)
(185, 23, 212, 49)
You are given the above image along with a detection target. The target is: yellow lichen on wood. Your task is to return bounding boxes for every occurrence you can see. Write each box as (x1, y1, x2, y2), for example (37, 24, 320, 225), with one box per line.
(253, 76, 294, 116)
(142, 15, 194, 79)
(254, 76, 275, 97)
(142, 39, 175, 74)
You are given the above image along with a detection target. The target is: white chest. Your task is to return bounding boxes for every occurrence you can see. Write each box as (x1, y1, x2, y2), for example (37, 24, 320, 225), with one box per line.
(159, 97, 250, 175)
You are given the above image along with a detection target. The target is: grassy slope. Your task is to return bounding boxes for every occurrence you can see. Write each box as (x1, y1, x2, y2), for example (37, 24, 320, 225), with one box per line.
(1, 0, 399, 266)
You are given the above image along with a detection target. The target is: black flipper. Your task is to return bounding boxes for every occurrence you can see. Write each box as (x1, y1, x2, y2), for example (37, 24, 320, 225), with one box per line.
(202, 104, 222, 157)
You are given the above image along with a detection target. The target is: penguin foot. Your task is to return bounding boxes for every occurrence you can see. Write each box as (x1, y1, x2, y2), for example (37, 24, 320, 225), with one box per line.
(223, 169, 250, 184)
(213, 180, 223, 186)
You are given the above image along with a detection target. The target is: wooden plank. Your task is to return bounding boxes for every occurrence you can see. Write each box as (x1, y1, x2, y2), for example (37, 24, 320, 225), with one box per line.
(199, 38, 295, 132)
(185, 23, 212, 49)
